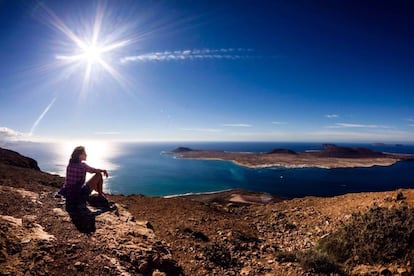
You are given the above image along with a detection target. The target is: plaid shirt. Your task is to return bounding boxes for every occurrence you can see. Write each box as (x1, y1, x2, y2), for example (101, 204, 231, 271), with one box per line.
(64, 162, 96, 202)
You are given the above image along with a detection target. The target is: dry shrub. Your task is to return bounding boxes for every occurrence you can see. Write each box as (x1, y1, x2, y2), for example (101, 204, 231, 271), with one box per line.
(298, 250, 342, 274)
(203, 242, 234, 268)
(319, 203, 414, 266)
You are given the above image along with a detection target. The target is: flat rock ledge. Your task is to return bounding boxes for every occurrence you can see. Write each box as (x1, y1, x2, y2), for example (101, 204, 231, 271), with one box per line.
(0, 185, 182, 275)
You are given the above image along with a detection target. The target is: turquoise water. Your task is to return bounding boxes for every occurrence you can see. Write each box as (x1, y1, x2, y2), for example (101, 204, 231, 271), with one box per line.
(4, 141, 414, 198)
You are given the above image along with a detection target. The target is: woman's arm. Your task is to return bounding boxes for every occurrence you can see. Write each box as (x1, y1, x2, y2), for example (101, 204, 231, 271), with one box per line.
(84, 163, 109, 177)
(96, 169, 109, 178)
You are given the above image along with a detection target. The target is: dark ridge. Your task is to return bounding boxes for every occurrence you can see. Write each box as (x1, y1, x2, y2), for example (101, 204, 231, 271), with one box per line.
(266, 148, 297, 155)
(171, 147, 194, 153)
(318, 144, 385, 158)
(0, 147, 40, 170)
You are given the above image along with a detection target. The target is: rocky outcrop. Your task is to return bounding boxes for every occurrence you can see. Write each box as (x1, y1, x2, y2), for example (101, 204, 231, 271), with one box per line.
(267, 148, 297, 155)
(0, 147, 40, 170)
(0, 186, 182, 275)
(171, 147, 194, 153)
(319, 144, 386, 158)
(0, 149, 182, 275)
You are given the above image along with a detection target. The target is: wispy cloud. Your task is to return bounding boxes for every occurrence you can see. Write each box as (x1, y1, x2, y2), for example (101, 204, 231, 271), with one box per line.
(271, 121, 287, 125)
(325, 114, 339, 119)
(180, 128, 222, 132)
(327, 123, 391, 129)
(120, 48, 256, 63)
(222, 123, 252, 127)
(409, 124, 414, 127)
(308, 130, 414, 142)
(94, 131, 121, 135)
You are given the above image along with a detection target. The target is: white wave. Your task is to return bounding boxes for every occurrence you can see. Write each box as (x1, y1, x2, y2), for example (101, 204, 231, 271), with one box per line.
(163, 189, 234, 198)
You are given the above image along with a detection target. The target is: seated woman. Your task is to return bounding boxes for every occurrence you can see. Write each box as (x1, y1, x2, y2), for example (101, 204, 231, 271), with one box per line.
(63, 146, 108, 210)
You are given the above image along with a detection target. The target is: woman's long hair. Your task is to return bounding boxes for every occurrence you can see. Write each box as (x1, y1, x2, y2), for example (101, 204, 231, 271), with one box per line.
(69, 146, 85, 164)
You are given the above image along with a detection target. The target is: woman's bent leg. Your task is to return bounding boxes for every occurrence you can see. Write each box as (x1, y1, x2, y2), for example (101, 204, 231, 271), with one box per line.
(86, 173, 104, 195)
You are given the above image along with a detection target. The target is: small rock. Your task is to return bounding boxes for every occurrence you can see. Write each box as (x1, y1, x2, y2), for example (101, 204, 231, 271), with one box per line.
(52, 208, 66, 217)
(380, 268, 392, 276)
(66, 244, 77, 254)
(152, 270, 166, 276)
(384, 195, 392, 202)
(0, 249, 7, 262)
(145, 221, 154, 230)
(22, 215, 37, 228)
(74, 261, 85, 271)
(138, 260, 149, 272)
(126, 216, 135, 222)
(397, 268, 409, 276)
(395, 192, 405, 201)
(240, 266, 251, 275)
(21, 239, 31, 244)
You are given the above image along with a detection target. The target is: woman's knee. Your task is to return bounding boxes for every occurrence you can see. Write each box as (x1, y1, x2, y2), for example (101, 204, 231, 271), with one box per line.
(93, 172, 103, 180)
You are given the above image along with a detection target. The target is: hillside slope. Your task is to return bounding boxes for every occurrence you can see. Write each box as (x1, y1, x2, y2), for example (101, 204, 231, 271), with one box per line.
(0, 147, 413, 275)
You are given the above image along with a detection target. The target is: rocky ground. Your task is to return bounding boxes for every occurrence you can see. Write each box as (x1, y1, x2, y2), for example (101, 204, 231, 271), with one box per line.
(1, 147, 413, 275)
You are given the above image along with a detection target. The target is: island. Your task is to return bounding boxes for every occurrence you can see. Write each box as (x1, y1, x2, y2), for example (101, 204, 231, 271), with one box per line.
(171, 144, 414, 169)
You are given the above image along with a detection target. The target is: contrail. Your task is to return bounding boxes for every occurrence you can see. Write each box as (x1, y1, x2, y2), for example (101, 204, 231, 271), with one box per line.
(29, 97, 57, 136)
(120, 48, 256, 63)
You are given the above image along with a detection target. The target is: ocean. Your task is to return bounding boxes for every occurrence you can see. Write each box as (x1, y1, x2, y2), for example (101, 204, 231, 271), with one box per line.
(3, 141, 414, 198)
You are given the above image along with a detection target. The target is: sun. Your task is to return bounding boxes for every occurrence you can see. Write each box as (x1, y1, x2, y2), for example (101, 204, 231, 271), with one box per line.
(47, 3, 132, 90)
(82, 44, 103, 63)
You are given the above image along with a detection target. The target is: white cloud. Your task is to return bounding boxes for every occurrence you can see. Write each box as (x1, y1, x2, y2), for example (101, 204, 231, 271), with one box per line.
(180, 128, 222, 132)
(222, 124, 252, 127)
(328, 123, 391, 129)
(325, 114, 339, 119)
(120, 48, 256, 63)
(0, 127, 25, 140)
(409, 124, 414, 127)
(0, 127, 32, 145)
(271, 121, 287, 125)
(0, 127, 58, 144)
(307, 130, 414, 142)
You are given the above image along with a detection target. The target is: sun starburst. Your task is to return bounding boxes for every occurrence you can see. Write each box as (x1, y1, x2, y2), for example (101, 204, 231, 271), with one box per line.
(41, 2, 132, 91)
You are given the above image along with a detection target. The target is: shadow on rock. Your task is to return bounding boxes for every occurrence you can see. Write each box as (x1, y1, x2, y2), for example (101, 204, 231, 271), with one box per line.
(65, 196, 116, 234)
(66, 203, 97, 233)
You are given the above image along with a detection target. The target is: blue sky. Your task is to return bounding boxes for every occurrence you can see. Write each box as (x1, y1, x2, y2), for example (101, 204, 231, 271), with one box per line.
(1, 0, 413, 143)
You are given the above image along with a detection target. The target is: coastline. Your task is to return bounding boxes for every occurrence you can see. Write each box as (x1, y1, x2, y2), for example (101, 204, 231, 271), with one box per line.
(174, 154, 403, 169)
(171, 144, 414, 169)
(165, 188, 284, 205)
(216, 157, 400, 169)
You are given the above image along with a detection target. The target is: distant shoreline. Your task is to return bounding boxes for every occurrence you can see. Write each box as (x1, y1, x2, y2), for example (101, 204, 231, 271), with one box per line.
(171, 144, 414, 170)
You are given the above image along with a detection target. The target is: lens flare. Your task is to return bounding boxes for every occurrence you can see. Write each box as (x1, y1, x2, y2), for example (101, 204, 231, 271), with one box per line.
(38, 2, 133, 92)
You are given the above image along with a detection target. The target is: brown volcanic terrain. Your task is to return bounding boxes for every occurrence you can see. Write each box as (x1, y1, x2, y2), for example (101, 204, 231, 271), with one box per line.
(1, 147, 413, 275)
(171, 144, 414, 169)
